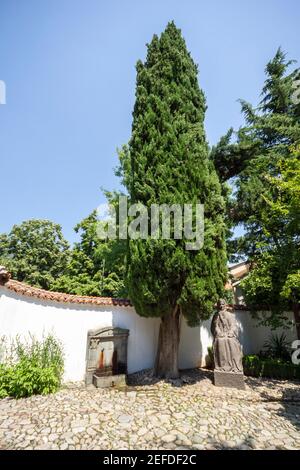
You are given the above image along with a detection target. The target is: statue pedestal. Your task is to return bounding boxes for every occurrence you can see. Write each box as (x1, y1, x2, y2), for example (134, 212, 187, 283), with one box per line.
(213, 370, 245, 390)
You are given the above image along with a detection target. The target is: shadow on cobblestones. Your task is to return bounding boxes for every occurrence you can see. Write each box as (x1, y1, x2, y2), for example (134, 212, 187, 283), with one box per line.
(127, 367, 214, 388)
(274, 395, 300, 432)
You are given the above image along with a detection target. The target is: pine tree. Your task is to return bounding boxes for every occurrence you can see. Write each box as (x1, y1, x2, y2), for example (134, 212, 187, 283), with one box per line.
(211, 49, 300, 335)
(122, 22, 227, 378)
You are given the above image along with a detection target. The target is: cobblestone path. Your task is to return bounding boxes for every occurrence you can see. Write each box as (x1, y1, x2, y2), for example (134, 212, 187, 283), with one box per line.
(0, 369, 299, 450)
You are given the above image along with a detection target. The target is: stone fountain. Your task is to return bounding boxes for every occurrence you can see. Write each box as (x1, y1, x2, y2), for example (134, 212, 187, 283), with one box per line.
(85, 327, 129, 388)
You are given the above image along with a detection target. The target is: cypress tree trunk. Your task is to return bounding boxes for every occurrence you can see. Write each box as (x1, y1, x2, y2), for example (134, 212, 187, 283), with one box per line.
(154, 306, 181, 378)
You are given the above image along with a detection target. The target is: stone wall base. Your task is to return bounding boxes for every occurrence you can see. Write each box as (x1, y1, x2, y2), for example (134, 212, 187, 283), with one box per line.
(213, 370, 245, 390)
(93, 374, 126, 388)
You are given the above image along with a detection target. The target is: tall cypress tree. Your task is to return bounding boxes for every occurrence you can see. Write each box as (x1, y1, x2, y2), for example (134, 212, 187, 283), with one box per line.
(123, 22, 227, 378)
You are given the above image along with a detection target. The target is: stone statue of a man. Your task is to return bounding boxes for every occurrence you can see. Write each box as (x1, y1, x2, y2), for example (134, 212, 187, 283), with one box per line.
(211, 299, 245, 389)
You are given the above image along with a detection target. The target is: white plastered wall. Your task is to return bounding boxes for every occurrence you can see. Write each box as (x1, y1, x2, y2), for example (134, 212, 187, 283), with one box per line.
(0, 286, 297, 381)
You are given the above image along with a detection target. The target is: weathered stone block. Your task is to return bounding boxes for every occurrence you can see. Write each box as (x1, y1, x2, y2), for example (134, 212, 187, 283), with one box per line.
(93, 373, 126, 388)
(213, 370, 245, 390)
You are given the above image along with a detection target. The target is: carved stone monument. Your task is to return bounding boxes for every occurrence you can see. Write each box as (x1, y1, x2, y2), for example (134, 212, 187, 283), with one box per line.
(85, 327, 129, 388)
(211, 299, 245, 390)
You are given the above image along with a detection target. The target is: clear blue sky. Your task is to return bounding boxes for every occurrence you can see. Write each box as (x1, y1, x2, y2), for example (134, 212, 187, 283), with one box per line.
(0, 0, 299, 244)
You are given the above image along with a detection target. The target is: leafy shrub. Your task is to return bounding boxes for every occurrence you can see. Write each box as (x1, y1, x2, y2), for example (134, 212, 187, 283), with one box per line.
(243, 355, 300, 380)
(261, 333, 291, 361)
(0, 364, 15, 398)
(0, 333, 64, 399)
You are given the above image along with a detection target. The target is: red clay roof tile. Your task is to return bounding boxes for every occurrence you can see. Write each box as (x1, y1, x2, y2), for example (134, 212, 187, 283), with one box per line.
(3, 279, 132, 307)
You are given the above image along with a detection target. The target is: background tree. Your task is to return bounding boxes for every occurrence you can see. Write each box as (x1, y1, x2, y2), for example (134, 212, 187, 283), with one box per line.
(241, 145, 300, 337)
(211, 49, 300, 335)
(52, 211, 127, 297)
(122, 22, 227, 378)
(0, 219, 70, 290)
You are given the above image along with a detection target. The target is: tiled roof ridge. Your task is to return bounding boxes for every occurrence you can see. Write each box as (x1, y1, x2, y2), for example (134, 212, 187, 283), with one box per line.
(2, 279, 132, 307)
(1, 279, 249, 311)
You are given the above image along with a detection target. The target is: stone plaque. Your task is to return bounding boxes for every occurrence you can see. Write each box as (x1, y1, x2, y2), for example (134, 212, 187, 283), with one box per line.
(213, 371, 245, 390)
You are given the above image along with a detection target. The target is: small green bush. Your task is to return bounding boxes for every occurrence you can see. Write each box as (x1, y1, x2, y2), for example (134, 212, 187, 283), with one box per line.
(0, 333, 64, 399)
(243, 355, 300, 380)
(0, 364, 15, 398)
(261, 333, 291, 361)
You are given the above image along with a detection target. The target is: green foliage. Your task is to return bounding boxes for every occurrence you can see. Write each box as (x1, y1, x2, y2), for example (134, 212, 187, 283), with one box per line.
(243, 354, 300, 380)
(222, 288, 234, 305)
(282, 271, 300, 301)
(0, 334, 64, 399)
(240, 149, 300, 326)
(123, 22, 227, 325)
(51, 211, 127, 297)
(0, 211, 127, 298)
(0, 361, 61, 399)
(0, 364, 14, 399)
(0, 220, 70, 290)
(261, 333, 291, 361)
(212, 48, 300, 328)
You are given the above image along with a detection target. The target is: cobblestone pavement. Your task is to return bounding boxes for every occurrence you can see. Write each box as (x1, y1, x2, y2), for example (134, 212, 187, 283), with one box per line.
(0, 369, 299, 450)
